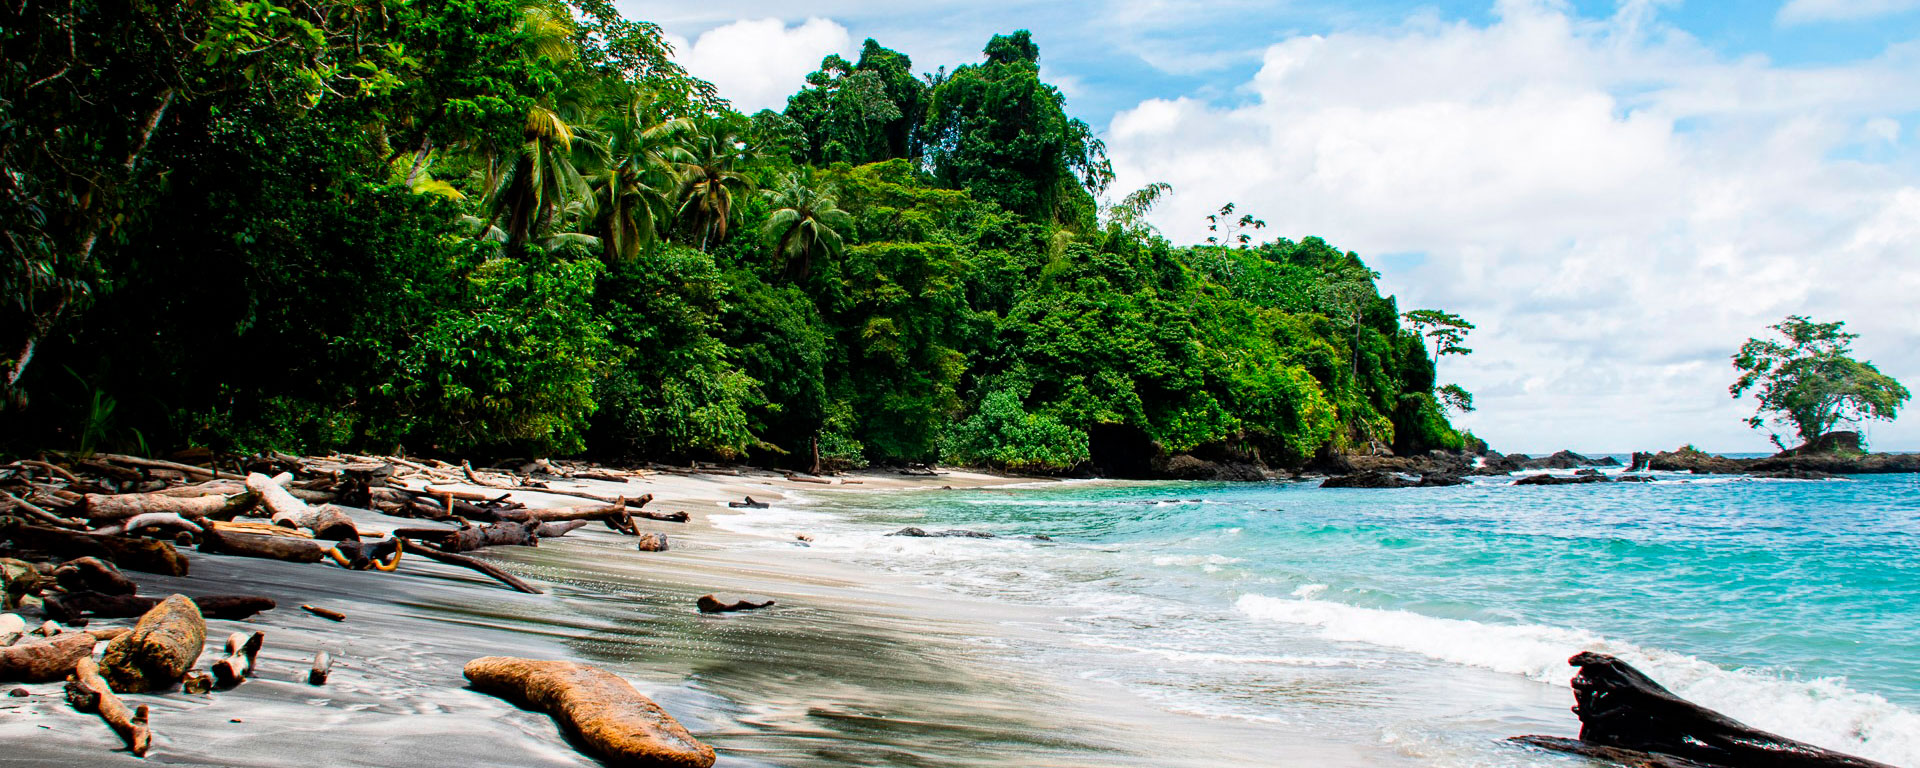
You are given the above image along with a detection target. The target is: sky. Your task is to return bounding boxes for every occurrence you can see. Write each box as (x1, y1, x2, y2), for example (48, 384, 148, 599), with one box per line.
(620, 0, 1920, 454)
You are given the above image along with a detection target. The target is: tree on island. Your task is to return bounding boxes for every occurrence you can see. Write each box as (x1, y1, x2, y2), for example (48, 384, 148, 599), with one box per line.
(1730, 315, 1910, 451)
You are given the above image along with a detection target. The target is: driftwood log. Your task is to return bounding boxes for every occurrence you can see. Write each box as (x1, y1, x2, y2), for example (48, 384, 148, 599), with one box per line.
(329, 536, 403, 571)
(0, 627, 128, 683)
(65, 656, 151, 756)
(210, 631, 264, 688)
(534, 520, 588, 538)
(463, 656, 716, 768)
(635, 533, 668, 552)
(696, 595, 773, 614)
(0, 612, 25, 646)
(100, 594, 205, 693)
(301, 604, 346, 622)
(410, 544, 541, 594)
(52, 557, 136, 595)
(0, 519, 190, 576)
(308, 651, 332, 685)
(1513, 652, 1894, 768)
(396, 521, 538, 553)
(246, 473, 358, 540)
(199, 528, 332, 564)
(726, 497, 769, 509)
(45, 592, 276, 622)
(82, 490, 254, 522)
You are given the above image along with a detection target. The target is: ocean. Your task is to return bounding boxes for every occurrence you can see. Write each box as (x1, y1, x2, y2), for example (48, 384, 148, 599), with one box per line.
(715, 467, 1920, 767)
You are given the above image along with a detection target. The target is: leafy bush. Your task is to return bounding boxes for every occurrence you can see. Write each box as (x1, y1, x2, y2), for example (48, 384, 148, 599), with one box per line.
(943, 382, 1089, 472)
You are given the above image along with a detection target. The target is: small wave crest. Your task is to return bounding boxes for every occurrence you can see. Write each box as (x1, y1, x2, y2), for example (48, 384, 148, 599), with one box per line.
(1234, 593, 1920, 765)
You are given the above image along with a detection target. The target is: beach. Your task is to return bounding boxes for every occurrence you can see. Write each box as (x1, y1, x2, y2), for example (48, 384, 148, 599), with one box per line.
(0, 468, 1390, 767)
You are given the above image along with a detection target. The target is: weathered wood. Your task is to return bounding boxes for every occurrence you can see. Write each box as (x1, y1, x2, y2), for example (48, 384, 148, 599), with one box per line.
(437, 521, 538, 553)
(635, 533, 668, 552)
(0, 519, 190, 576)
(783, 473, 832, 485)
(245, 473, 359, 539)
(1522, 652, 1896, 768)
(52, 557, 136, 595)
(301, 604, 346, 622)
(0, 613, 24, 646)
(533, 520, 588, 538)
(100, 594, 205, 692)
(199, 528, 332, 564)
(1511, 736, 1719, 768)
(410, 544, 541, 594)
(181, 670, 212, 694)
(463, 656, 715, 768)
(45, 593, 276, 622)
(210, 631, 264, 688)
(1, 489, 84, 528)
(727, 497, 769, 509)
(92, 452, 241, 481)
(568, 472, 629, 483)
(308, 651, 332, 685)
(461, 460, 515, 489)
(65, 656, 151, 756)
(329, 536, 403, 571)
(0, 628, 127, 683)
(696, 595, 773, 614)
(82, 491, 253, 522)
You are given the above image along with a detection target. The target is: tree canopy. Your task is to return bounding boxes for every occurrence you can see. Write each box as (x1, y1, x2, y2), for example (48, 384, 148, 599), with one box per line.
(1730, 315, 1909, 449)
(1, 15, 1472, 474)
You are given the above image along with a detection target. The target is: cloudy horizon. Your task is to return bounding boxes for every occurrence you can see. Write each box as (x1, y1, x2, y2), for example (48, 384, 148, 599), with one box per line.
(628, 0, 1920, 454)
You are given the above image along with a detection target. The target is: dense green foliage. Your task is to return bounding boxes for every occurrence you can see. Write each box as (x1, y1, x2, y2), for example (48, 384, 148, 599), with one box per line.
(1731, 316, 1909, 449)
(2, 6, 1468, 472)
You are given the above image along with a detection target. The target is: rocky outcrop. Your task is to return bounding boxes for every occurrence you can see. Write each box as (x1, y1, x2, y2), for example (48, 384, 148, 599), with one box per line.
(1512, 473, 1610, 486)
(1321, 471, 1414, 488)
(1749, 469, 1842, 480)
(1646, 447, 1754, 475)
(1776, 431, 1864, 457)
(1747, 453, 1920, 474)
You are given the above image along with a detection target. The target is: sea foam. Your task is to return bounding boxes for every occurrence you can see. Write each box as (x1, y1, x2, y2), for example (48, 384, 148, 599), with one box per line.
(1235, 593, 1920, 766)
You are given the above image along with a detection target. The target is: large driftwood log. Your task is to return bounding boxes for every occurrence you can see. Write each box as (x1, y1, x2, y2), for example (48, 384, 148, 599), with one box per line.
(82, 490, 254, 522)
(410, 544, 541, 594)
(534, 520, 588, 538)
(1513, 652, 1895, 768)
(245, 473, 358, 540)
(199, 528, 332, 564)
(45, 592, 276, 622)
(210, 631, 264, 688)
(696, 595, 773, 614)
(0, 627, 128, 683)
(65, 656, 151, 756)
(463, 656, 715, 768)
(0, 519, 190, 575)
(100, 594, 206, 693)
(52, 556, 137, 595)
(396, 521, 537, 553)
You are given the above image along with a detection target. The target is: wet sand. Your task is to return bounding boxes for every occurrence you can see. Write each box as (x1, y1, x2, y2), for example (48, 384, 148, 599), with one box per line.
(0, 468, 1391, 767)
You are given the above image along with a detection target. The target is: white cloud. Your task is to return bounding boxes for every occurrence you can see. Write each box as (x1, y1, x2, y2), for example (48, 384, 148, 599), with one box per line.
(1109, 0, 1920, 452)
(666, 18, 853, 113)
(1778, 0, 1920, 25)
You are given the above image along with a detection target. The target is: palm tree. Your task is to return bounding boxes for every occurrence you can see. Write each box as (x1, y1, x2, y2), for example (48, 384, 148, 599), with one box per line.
(592, 93, 692, 261)
(673, 123, 753, 251)
(762, 170, 851, 281)
(480, 105, 601, 253)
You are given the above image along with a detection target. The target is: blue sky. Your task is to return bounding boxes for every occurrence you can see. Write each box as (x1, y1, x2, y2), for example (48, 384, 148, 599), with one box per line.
(624, 1, 1920, 453)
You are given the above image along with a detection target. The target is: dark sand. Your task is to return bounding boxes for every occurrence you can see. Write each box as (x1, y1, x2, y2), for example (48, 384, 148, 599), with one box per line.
(1, 469, 1390, 767)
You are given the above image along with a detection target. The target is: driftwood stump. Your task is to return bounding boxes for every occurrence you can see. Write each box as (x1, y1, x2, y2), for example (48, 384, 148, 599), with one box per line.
(100, 594, 205, 693)
(463, 656, 715, 768)
(1512, 652, 1894, 768)
(0, 628, 128, 683)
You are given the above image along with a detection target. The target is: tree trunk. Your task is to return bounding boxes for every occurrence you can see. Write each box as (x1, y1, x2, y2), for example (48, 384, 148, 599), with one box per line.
(100, 594, 205, 693)
(0, 519, 190, 576)
(463, 656, 716, 768)
(83, 490, 254, 522)
(198, 528, 332, 564)
(45, 592, 276, 622)
(0, 628, 128, 683)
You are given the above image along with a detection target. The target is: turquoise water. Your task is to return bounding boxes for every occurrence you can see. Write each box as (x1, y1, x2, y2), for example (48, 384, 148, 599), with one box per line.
(720, 470, 1920, 766)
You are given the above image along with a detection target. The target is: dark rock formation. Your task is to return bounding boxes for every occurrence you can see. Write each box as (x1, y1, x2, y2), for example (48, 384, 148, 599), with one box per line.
(1511, 651, 1893, 768)
(1513, 473, 1610, 486)
(1528, 450, 1594, 469)
(1320, 471, 1415, 489)
(1647, 448, 1754, 474)
(1749, 469, 1842, 481)
(1746, 452, 1920, 475)
(887, 527, 996, 538)
(1416, 473, 1468, 487)
(1616, 474, 1656, 483)
(1776, 431, 1864, 457)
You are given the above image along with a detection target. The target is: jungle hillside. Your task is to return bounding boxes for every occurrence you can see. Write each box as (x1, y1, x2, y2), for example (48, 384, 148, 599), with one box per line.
(1, 0, 1475, 476)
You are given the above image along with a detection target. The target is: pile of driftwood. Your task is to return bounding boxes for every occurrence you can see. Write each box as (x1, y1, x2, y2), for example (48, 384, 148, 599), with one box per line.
(0, 450, 690, 759)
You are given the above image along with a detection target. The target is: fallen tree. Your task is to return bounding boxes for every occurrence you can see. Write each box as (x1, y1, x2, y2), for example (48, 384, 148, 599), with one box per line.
(463, 656, 715, 768)
(1511, 652, 1894, 768)
(82, 490, 254, 522)
(100, 594, 206, 693)
(0, 519, 190, 576)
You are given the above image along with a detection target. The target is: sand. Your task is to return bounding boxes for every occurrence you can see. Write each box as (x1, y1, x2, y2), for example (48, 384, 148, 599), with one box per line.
(0, 467, 1384, 767)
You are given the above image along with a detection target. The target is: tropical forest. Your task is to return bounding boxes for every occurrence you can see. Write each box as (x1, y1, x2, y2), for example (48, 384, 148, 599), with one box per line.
(1, 0, 1472, 476)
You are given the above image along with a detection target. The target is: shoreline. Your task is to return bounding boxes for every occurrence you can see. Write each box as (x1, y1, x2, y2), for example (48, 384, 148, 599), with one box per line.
(2, 466, 1394, 767)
